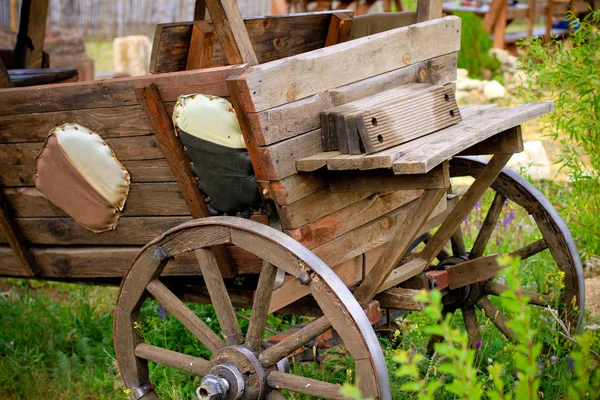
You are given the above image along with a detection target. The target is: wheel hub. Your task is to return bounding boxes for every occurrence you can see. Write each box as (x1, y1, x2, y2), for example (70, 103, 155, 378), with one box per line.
(436, 256, 484, 312)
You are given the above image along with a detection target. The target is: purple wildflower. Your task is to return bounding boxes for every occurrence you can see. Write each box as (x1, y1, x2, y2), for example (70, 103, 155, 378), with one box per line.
(502, 210, 515, 228)
(476, 341, 482, 349)
(550, 356, 558, 363)
(538, 363, 543, 372)
(475, 200, 481, 212)
(513, 371, 518, 378)
(158, 304, 166, 320)
(518, 224, 523, 231)
(541, 316, 549, 323)
(496, 238, 501, 247)
(569, 358, 575, 371)
(514, 380, 519, 387)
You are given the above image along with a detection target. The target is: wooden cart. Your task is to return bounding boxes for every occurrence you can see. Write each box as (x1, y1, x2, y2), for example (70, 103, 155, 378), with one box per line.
(0, 1, 584, 399)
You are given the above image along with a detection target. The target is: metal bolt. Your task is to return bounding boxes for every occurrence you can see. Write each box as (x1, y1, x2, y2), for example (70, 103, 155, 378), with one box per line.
(197, 374, 229, 400)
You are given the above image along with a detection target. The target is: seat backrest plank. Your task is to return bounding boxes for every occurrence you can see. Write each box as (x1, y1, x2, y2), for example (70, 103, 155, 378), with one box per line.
(150, 11, 348, 73)
(249, 53, 457, 146)
(236, 16, 461, 113)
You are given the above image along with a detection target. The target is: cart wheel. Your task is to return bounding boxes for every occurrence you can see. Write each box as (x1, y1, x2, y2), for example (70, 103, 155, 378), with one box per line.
(416, 156, 584, 350)
(114, 216, 391, 400)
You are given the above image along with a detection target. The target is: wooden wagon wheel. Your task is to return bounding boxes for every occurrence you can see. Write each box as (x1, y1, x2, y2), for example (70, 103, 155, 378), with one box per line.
(414, 156, 584, 350)
(114, 216, 391, 400)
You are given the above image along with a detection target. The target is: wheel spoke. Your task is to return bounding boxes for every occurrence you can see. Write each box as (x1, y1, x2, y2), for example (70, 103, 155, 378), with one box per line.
(135, 343, 211, 376)
(451, 228, 467, 257)
(462, 306, 481, 349)
(470, 192, 506, 259)
(484, 281, 551, 307)
(267, 371, 347, 400)
(476, 296, 517, 342)
(259, 316, 331, 368)
(509, 238, 548, 260)
(421, 154, 511, 266)
(195, 248, 244, 345)
(246, 261, 279, 351)
(146, 279, 225, 353)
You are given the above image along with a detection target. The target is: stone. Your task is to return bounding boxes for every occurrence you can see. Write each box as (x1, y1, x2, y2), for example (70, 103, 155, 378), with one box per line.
(507, 140, 552, 180)
(490, 48, 518, 74)
(483, 80, 507, 100)
(456, 78, 485, 91)
(457, 68, 469, 80)
(583, 256, 600, 279)
(113, 35, 152, 77)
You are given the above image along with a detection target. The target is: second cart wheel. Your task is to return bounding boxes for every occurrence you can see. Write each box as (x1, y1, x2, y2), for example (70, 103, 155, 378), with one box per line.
(413, 156, 584, 350)
(114, 216, 391, 400)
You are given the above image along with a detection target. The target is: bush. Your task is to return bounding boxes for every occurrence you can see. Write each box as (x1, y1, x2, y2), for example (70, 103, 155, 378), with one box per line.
(518, 10, 600, 257)
(456, 11, 502, 81)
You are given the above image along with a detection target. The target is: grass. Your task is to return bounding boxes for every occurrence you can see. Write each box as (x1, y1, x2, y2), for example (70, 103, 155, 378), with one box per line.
(1, 181, 597, 399)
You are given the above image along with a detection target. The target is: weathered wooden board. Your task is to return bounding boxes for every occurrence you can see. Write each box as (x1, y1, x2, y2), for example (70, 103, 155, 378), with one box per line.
(0, 245, 262, 278)
(0, 216, 191, 245)
(293, 103, 553, 174)
(235, 16, 461, 112)
(150, 11, 347, 74)
(0, 64, 243, 116)
(269, 171, 328, 206)
(285, 189, 423, 249)
(1, 159, 175, 187)
(324, 84, 461, 154)
(0, 135, 164, 167)
(3, 183, 189, 217)
(0, 104, 173, 143)
(279, 189, 374, 230)
(248, 53, 458, 146)
(260, 129, 323, 180)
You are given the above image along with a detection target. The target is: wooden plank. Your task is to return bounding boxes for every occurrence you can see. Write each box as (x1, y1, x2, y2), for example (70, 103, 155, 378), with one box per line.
(285, 190, 423, 249)
(446, 254, 501, 289)
(0, 135, 165, 166)
(136, 83, 236, 278)
(0, 245, 262, 279)
(150, 12, 345, 74)
(296, 151, 339, 172)
(493, 0, 508, 49)
(483, 0, 505, 31)
(0, 159, 175, 187)
(3, 183, 189, 217)
(205, 0, 258, 65)
(417, 0, 443, 21)
(324, 12, 353, 47)
(375, 287, 423, 311)
(185, 24, 215, 70)
(249, 53, 458, 146)
(328, 161, 450, 193)
(0, 58, 12, 88)
(457, 126, 523, 156)
(0, 105, 164, 144)
(260, 129, 323, 180)
(269, 171, 328, 206)
(278, 189, 374, 230)
(17, 0, 49, 68)
(0, 190, 37, 275)
(325, 84, 461, 154)
(236, 16, 462, 112)
(0, 64, 243, 116)
(0, 216, 191, 245)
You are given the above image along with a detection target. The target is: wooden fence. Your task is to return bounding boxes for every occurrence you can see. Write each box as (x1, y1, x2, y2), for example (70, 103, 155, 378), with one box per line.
(0, 0, 271, 40)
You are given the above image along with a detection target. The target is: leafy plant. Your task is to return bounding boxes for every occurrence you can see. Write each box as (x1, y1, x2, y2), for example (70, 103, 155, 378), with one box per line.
(456, 11, 502, 81)
(518, 9, 600, 257)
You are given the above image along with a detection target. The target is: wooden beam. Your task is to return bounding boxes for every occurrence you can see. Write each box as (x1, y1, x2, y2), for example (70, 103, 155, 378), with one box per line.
(13, 0, 49, 69)
(135, 83, 236, 278)
(324, 12, 353, 47)
(483, 0, 505, 32)
(0, 58, 12, 88)
(417, 0, 443, 22)
(544, 0, 554, 43)
(0, 190, 37, 275)
(493, 0, 508, 49)
(194, 0, 207, 20)
(204, 0, 258, 65)
(446, 254, 501, 289)
(186, 24, 215, 70)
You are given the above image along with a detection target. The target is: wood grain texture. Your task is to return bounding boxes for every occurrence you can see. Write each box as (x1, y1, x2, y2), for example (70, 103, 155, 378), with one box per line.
(417, 0, 443, 21)
(0, 64, 242, 116)
(0, 190, 37, 275)
(0, 58, 12, 88)
(205, 0, 258, 65)
(3, 184, 188, 217)
(446, 254, 501, 289)
(248, 53, 457, 146)
(324, 12, 353, 47)
(135, 343, 211, 376)
(269, 171, 328, 206)
(457, 126, 523, 156)
(237, 16, 461, 112)
(150, 12, 342, 74)
(267, 371, 346, 400)
(185, 24, 215, 70)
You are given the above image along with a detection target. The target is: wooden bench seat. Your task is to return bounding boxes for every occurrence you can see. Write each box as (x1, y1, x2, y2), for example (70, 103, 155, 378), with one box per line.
(296, 102, 552, 175)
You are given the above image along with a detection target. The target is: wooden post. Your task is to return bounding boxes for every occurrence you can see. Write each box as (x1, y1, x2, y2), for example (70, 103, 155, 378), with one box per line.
(527, 0, 537, 38)
(324, 12, 353, 47)
(135, 83, 237, 278)
(0, 191, 39, 276)
(417, 0, 443, 22)
(204, 0, 258, 65)
(186, 25, 216, 70)
(194, 0, 207, 20)
(10, 0, 18, 33)
(492, 0, 507, 49)
(544, 0, 554, 43)
(13, 0, 49, 69)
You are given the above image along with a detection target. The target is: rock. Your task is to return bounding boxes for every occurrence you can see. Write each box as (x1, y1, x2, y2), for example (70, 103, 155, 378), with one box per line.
(457, 68, 469, 80)
(483, 80, 507, 100)
(507, 140, 552, 180)
(113, 35, 152, 77)
(490, 48, 518, 74)
(456, 78, 485, 91)
(584, 256, 600, 278)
